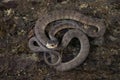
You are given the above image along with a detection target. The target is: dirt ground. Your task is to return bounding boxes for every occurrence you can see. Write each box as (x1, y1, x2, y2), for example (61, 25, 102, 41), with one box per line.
(0, 0, 120, 80)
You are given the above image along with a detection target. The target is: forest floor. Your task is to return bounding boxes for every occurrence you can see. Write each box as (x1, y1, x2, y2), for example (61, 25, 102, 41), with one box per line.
(0, 0, 120, 80)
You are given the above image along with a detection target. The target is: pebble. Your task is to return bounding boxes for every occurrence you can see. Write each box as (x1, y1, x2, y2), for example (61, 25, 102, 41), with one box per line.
(79, 3, 88, 9)
(4, 8, 14, 16)
(61, 0, 69, 4)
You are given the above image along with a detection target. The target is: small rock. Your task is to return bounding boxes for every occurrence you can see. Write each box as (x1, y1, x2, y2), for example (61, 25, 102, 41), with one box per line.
(79, 3, 88, 9)
(31, 7, 34, 10)
(17, 30, 26, 36)
(4, 8, 14, 16)
(61, 0, 69, 4)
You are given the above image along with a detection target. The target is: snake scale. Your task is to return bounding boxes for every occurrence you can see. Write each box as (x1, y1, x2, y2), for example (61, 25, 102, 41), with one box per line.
(28, 9, 106, 71)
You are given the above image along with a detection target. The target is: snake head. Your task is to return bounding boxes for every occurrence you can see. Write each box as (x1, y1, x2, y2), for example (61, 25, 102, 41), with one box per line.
(46, 40, 58, 49)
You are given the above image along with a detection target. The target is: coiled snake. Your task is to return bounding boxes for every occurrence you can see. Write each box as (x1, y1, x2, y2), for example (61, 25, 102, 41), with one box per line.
(28, 9, 106, 71)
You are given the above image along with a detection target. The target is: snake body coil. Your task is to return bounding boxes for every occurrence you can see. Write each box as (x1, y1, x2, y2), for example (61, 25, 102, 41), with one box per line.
(53, 29, 89, 71)
(28, 9, 106, 71)
(34, 10, 106, 47)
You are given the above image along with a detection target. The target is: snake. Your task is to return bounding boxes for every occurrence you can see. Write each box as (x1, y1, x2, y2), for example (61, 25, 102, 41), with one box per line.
(28, 36, 62, 66)
(46, 20, 83, 49)
(52, 29, 90, 71)
(34, 9, 106, 49)
(43, 21, 89, 71)
(28, 9, 106, 71)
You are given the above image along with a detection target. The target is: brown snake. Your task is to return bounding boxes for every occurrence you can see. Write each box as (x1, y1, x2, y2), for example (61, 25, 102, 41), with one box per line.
(34, 9, 106, 48)
(47, 22, 90, 71)
(28, 9, 106, 71)
(48, 20, 82, 42)
(53, 29, 89, 71)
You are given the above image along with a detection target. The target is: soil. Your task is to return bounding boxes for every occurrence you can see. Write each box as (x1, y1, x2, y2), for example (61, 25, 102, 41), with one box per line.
(0, 0, 120, 80)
